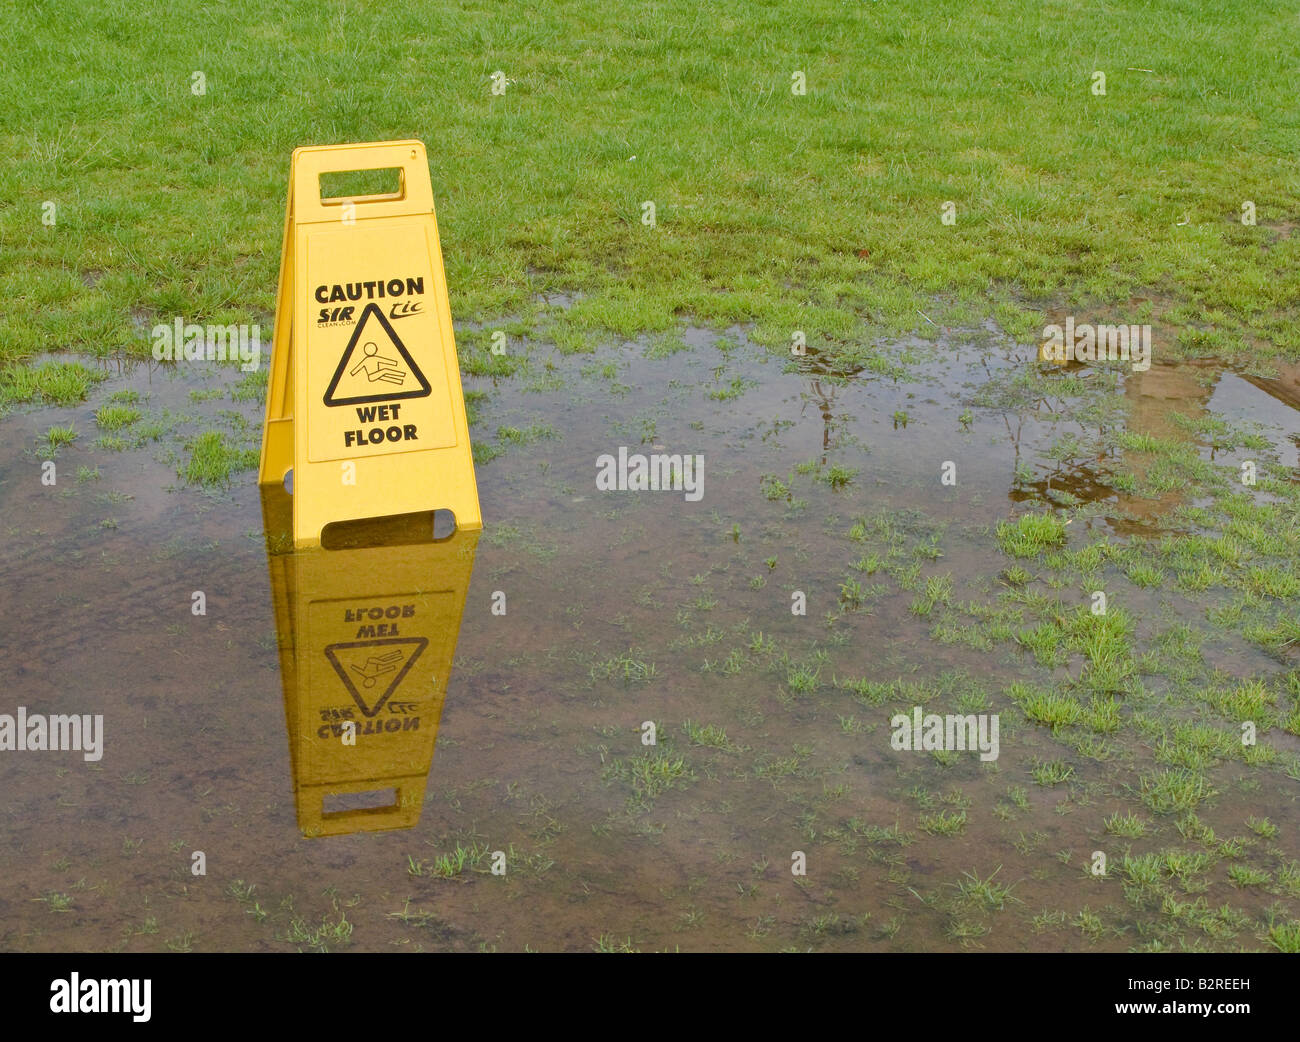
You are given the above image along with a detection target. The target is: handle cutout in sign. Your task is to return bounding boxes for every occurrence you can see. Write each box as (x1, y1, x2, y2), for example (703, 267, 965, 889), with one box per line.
(319, 166, 405, 205)
(323, 789, 398, 816)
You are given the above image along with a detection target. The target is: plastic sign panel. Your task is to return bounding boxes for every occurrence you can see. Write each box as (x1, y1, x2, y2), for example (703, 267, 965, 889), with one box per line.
(259, 140, 481, 547)
(261, 487, 478, 837)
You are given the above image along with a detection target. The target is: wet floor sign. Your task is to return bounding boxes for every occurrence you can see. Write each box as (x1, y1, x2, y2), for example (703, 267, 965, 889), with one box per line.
(258, 140, 481, 547)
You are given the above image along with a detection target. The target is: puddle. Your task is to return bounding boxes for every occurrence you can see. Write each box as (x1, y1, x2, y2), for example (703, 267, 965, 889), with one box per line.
(1, 328, 1298, 952)
(1210, 369, 1300, 474)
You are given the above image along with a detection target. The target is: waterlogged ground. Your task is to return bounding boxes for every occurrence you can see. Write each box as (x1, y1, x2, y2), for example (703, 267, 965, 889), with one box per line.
(2, 325, 1300, 952)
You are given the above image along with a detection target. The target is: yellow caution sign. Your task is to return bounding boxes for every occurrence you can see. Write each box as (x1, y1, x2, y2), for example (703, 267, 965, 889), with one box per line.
(259, 140, 481, 547)
(261, 486, 478, 837)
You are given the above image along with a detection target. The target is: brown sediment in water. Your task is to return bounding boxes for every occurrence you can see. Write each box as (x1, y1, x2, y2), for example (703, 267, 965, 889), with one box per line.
(0, 329, 1297, 951)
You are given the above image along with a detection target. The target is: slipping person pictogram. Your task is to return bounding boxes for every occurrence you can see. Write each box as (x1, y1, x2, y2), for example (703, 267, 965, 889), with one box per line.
(322, 302, 432, 407)
(349, 648, 405, 688)
(349, 342, 407, 386)
(324, 637, 428, 716)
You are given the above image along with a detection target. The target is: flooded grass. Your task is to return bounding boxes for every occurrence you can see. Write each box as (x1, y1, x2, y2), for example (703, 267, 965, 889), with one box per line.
(1, 322, 1298, 952)
(6, 1, 1299, 960)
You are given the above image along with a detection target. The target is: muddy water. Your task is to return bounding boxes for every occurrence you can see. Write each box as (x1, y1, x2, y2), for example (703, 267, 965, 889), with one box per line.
(1, 329, 1297, 952)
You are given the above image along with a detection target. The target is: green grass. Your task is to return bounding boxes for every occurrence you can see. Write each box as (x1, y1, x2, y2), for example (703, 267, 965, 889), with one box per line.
(603, 748, 695, 803)
(786, 663, 822, 694)
(1030, 760, 1074, 787)
(590, 653, 657, 686)
(1138, 769, 1218, 815)
(408, 842, 490, 879)
(838, 577, 865, 610)
(230, 369, 267, 403)
(1267, 920, 1300, 953)
(760, 474, 791, 501)
(997, 513, 1067, 558)
(284, 913, 353, 952)
(94, 404, 141, 430)
(909, 573, 953, 616)
(1016, 621, 1067, 667)
(1126, 562, 1166, 588)
(1120, 853, 1163, 890)
(43, 424, 78, 451)
(953, 867, 1018, 911)
(179, 430, 258, 487)
(1012, 684, 1082, 731)
(918, 810, 967, 836)
(1016, 606, 1140, 696)
(1246, 816, 1278, 839)
(851, 553, 882, 575)
(682, 720, 732, 750)
(593, 933, 638, 953)
(822, 464, 857, 490)
(496, 423, 558, 446)
(1105, 811, 1149, 838)
(706, 376, 753, 402)
(1202, 678, 1275, 727)
(1226, 864, 1269, 888)
(37, 891, 73, 912)
(0, 361, 105, 408)
(5, 3, 1300, 369)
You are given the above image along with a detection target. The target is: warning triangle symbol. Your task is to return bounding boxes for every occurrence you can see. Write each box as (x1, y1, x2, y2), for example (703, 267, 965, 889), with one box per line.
(324, 636, 428, 717)
(323, 302, 433, 407)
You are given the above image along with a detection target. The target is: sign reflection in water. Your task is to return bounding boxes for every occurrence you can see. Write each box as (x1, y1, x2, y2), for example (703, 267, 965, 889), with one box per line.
(261, 487, 478, 836)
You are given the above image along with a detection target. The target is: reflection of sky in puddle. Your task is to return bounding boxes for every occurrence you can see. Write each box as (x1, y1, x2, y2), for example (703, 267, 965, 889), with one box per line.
(1209, 372, 1300, 473)
(473, 329, 1300, 540)
(1, 330, 1298, 951)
